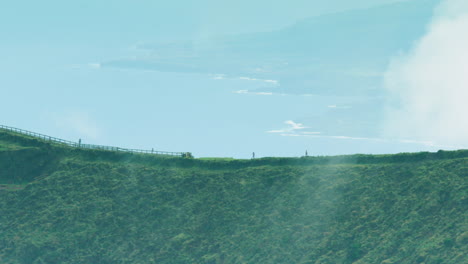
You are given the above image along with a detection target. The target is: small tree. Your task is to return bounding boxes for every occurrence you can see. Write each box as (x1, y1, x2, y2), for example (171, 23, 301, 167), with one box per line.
(182, 152, 194, 159)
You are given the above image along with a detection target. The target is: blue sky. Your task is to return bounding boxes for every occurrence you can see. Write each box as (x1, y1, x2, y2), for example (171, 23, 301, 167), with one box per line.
(1, 0, 405, 40)
(2, 0, 466, 158)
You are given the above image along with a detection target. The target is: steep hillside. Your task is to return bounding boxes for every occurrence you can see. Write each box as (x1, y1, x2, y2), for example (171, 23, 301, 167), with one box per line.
(0, 130, 466, 264)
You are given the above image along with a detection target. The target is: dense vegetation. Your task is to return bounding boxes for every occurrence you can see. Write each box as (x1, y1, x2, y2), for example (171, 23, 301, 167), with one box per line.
(0, 130, 466, 264)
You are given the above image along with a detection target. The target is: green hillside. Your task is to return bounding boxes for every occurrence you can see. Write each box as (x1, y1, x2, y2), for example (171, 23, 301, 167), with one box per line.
(0, 130, 466, 264)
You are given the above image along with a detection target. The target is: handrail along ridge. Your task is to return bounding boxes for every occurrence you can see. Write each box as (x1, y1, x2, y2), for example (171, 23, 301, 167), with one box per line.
(0, 125, 188, 157)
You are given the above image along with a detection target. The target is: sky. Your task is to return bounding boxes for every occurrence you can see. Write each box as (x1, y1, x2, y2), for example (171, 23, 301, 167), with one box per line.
(1, 0, 406, 41)
(1, 0, 466, 158)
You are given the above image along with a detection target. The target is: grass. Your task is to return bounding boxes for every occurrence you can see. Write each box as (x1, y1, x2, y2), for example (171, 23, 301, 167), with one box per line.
(198, 157, 236, 161)
(0, 130, 466, 264)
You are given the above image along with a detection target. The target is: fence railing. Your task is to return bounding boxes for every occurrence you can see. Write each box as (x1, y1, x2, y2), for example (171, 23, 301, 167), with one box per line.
(0, 125, 188, 157)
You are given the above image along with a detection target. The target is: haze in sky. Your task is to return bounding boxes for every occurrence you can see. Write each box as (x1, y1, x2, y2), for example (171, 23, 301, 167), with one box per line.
(384, 0, 468, 148)
(1, 0, 465, 158)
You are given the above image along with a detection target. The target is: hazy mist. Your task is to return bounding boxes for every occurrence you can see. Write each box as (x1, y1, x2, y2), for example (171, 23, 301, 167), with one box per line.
(384, 0, 468, 148)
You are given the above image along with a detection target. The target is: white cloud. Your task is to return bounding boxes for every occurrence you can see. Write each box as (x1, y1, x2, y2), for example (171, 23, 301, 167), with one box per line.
(211, 74, 226, 80)
(279, 133, 302, 137)
(215, 75, 280, 87)
(277, 133, 454, 148)
(268, 119, 457, 148)
(383, 0, 468, 148)
(234, 90, 249, 94)
(327, 104, 351, 109)
(233, 90, 314, 97)
(267, 120, 319, 134)
(238, 76, 280, 86)
(239, 77, 257, 81)
(285, 120, 306, 130)
(267, 130, 286, 133)
(263, 79, 279, 85)
(233, 90, 273, 95)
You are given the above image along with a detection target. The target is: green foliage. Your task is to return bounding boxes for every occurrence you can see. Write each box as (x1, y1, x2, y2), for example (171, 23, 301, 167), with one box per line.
(0, 131, 467, 263)
(182, 152, 194, 159)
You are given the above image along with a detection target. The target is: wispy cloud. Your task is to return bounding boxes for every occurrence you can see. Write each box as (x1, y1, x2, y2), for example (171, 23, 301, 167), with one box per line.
(264, 79, 279, 84)
(233, 90, 319, 97)
(212, 75, 280, 88)
(234, 90, 249, 94)
(239, 77, 257, 81)
(256, 92, 274, 95)
(211, 74, 226, 80)
(383, 0, 468, 149)
(302, 131, 322, 135)
(267, 120, 319, 135)
(233, 90, 273, 96)
(238, 76, 280, 86)
(285, 120, 306, 130)
(278, 133, 455, 148)
(268, 119, 458, 149)
(327, 104, 352, 109)
(211, 74, 280, 86)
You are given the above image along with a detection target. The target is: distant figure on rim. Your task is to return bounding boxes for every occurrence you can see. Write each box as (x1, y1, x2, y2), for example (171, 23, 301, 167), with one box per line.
(252, 152, 255, 159)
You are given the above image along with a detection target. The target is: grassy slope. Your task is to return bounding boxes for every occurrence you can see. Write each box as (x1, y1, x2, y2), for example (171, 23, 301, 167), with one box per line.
(0, 131, 466, 264)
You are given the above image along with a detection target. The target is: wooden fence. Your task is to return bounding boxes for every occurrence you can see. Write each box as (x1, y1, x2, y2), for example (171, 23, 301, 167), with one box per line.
(0, 125, 188, 157)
